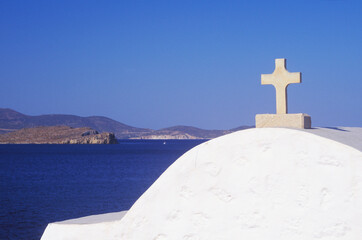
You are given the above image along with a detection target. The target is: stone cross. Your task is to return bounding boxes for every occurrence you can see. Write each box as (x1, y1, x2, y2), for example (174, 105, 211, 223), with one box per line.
(261, 58, 301, 114)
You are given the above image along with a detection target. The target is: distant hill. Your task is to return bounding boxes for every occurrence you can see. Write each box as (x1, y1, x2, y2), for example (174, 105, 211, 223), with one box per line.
(0, 108, 253, 139)
(0, 126, 117, 144)
(133, 126, 232, 139)
(0, 108, 151, 138)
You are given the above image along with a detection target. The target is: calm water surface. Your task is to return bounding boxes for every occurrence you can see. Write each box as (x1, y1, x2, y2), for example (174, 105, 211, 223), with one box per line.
(0, 140, 206, 240)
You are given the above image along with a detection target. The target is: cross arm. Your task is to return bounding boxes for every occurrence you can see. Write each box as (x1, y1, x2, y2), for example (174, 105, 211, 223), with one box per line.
(285, 72, 302, 85)
(261, 74, 276, 85)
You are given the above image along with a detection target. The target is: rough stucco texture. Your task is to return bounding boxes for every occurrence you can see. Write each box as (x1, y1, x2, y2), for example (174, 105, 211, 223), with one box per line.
(117, 128, 362, 239)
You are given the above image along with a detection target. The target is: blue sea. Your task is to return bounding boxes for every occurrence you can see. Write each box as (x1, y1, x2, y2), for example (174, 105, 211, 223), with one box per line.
(0, 140, 206, 240)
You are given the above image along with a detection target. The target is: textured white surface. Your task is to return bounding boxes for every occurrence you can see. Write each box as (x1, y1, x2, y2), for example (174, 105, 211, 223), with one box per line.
(40, 211, 127, 240)
(117, 128, 362, 239)
(41, 128, 362, 240)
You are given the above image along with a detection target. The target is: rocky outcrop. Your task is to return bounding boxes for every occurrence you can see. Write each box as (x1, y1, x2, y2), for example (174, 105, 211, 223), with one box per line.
(0, 126, 118, 144)
(60, 132, 117, 144)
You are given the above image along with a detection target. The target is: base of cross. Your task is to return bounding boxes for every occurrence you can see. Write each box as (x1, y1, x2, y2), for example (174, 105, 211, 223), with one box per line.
(255, 113, 312, 129)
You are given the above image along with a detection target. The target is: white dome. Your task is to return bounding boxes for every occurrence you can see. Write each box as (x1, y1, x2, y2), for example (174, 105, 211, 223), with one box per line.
(116, 128, 362, 239)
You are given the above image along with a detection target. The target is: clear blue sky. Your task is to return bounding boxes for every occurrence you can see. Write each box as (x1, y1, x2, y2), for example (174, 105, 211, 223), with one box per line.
(0, 0, 361, 129)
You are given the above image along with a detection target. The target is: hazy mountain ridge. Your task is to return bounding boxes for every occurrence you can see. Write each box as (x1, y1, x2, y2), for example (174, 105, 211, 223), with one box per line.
(133, 126, 232, 139)
(0, 108, 252, 139)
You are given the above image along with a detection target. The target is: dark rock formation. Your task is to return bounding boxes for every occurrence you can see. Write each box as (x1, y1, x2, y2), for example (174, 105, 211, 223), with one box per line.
(81, 130, 99, 136)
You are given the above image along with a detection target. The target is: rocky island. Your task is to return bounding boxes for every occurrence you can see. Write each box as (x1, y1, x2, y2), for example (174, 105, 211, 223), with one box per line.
(0, 126, 118, 144)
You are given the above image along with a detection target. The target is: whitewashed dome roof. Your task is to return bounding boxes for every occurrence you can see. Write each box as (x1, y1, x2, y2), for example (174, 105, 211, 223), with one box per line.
(117, 128, 362, 239)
